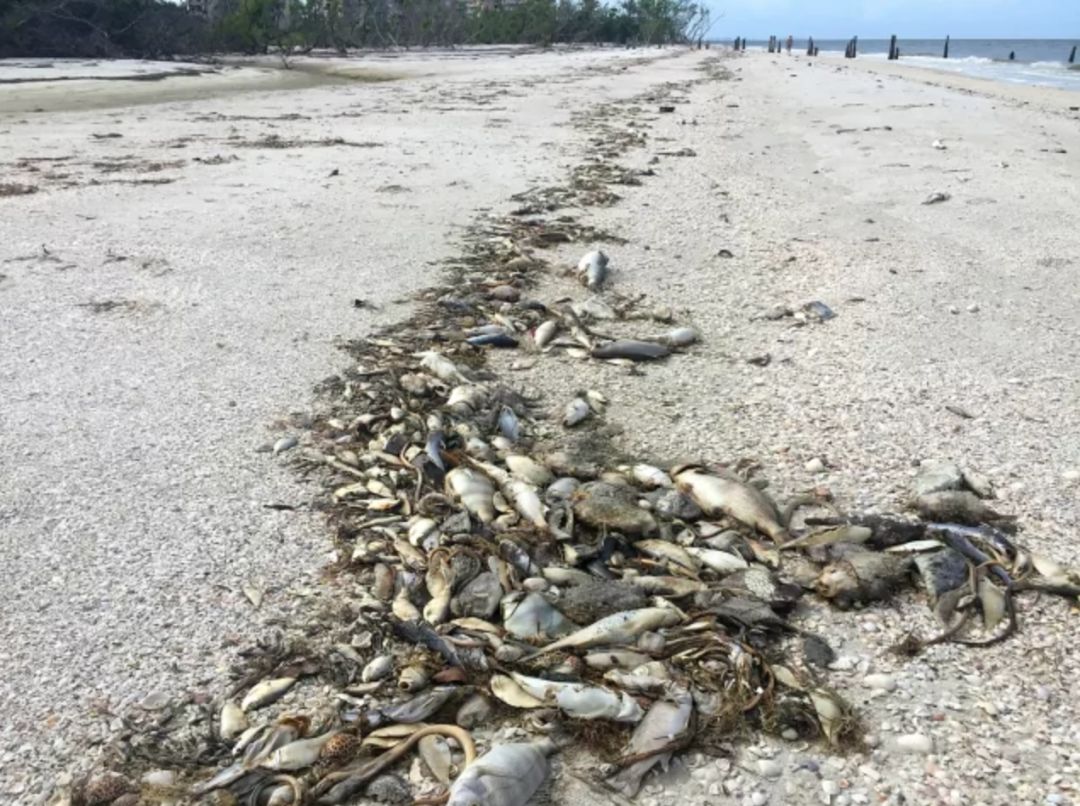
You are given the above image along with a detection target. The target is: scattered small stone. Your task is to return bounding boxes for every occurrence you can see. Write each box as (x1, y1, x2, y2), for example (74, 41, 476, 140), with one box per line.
(948, 305, 960, 314)
(967, 303, 979, 313)
(756, 759, 783, 779)
(893, 733, 934, 755)
(805, 457, 826, 473)
(139, 691, 170, 711)
(914, 460, 963, 496)
(863, 673, 898, 692)
(489, 284, 520, 302)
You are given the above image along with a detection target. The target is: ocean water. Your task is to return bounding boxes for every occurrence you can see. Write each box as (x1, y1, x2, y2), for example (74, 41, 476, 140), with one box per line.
(729, 38, 1080, 92)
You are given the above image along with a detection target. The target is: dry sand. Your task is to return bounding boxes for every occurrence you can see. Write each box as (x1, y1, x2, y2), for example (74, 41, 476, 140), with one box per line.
(1, 44, 1078, 806)
(0, 46, 696, 802)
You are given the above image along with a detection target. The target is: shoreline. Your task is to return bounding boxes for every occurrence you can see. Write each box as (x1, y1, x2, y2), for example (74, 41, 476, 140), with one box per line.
(2, 46, 1079, 806)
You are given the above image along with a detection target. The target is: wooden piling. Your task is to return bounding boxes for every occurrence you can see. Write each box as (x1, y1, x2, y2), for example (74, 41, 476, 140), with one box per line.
(807, 37, 815, 56)
(852, 36, 858, 57)
(888, 34, 898, 60)
(943, 35, 950, 59)
(1069, 45, 1077, 64)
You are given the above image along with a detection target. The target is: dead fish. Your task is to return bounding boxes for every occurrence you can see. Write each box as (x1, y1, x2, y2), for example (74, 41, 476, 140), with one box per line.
(914, 548, 970, 616)
(802, 301, 836, 321)
(425, 431, 446, 472)
(634, 539, 699, 572)
(262, 731, 339, 771)
(467, 331, 519, 348)
(533, 320, 558, 350)
(651, 327, 698, 348)
(816, 551, 912, 608)
(504, 479, 548, 529)
(583, 650, 653, 670)
(506, 454, 554, 486)
(557, 578, 647, 624)
(397, 663, 430, 693)
(781, 525, 873, 551)
(685, 546, 748, 574)
(241, 677, 296, 712)
(922, 191, 951, 205)
(220, 702, 248, 741)
(631, 464, 673, 488)
(502, 592, 576, 640)
(446, 468, 496, 523)
(674, 467, 788, 542)
(447, 385, 487, 415)
(273, 436, 298, 455)
(914, 491, 1013, 525)
(497, 406, 521, 442)
(628, 575, 707, 597)
(563, 397, 591, 427)
(456, 693, 494, 729)
(530, 607, 683, 658)
(592, 340, 670, 361)
(452, 571, 503, 619)
(509, 673, 643, 722)
(608, 692, 694, 797)
(380, 686, 456, 724)
(362, 655, 394, 683)
(573, 481, 657, 536)
(419, 735, 453, 785)
(447, 740, 555, 806)
(569, 297, 616, 325)
(577, 249, 609, 291)
(418, 351, 470, 384)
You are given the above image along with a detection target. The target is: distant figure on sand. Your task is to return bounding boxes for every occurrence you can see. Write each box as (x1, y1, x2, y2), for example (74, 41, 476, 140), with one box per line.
(786, 35, 793, 54)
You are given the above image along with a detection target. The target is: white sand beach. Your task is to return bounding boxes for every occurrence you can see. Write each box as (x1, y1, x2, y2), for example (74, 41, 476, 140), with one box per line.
(1, 45, 1078, 805)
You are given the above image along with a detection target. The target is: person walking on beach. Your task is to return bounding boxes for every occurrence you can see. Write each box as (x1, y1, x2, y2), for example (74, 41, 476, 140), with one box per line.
(786, 35, 793, 54)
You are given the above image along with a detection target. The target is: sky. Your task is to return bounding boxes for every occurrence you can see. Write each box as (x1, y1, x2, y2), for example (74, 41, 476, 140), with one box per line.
(707, 0, 1080, 40)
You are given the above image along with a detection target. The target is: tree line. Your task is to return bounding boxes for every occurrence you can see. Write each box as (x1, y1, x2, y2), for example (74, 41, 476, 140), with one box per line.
(0, 0, 711, 59)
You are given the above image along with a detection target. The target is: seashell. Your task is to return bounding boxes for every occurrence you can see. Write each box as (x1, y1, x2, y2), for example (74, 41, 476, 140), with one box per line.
(363, 655, 394, 683)
(319, 733, 359, 766)
(398, 664, 431, 693)
(219, 702, 248, 740)
(545, 477, 580, 503)
(241, 677, 296, 712)
(266, 784, 297, 806)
